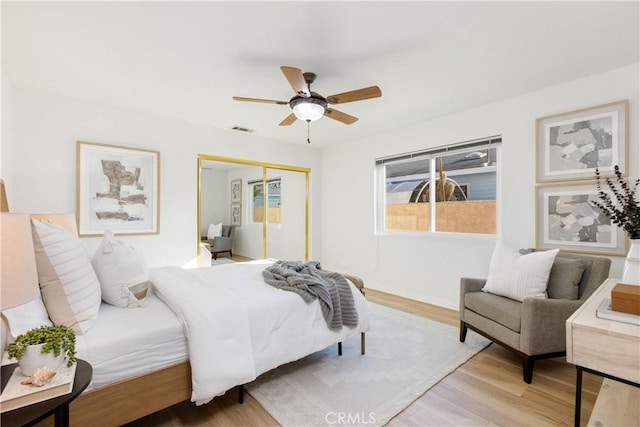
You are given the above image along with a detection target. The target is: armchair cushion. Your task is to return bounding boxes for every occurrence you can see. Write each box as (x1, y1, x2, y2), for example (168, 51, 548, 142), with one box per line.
(546, 257, 585, 300)
(483, 242, 559, 302)
(465, 292, 521, 332)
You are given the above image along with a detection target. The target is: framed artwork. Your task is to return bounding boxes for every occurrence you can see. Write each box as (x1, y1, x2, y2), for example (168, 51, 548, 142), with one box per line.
(77, 141, 160, 236)
(535, 100, 628, 182)
(535, 183, 627, 256)
(230, 204, 242, 226)
(231, 179, 242, 204)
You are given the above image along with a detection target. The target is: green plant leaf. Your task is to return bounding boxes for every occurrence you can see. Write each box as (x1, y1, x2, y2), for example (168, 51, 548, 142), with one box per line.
(7, 325, 77, 367)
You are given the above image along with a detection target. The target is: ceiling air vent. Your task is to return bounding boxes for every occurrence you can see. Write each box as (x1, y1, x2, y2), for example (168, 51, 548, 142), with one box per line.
(231, 126, 253, 133)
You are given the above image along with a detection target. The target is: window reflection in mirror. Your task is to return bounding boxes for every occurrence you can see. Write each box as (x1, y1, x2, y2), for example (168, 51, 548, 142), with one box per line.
(249, 178, 281, 225)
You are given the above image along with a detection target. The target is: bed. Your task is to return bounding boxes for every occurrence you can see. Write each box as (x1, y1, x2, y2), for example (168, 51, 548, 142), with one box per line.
(0, 213, 370, 426)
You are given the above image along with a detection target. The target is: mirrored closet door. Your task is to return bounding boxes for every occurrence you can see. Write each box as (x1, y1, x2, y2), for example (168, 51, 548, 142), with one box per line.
(198, 154, 309, 265)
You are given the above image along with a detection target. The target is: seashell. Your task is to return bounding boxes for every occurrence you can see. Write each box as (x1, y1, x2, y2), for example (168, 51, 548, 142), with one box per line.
(21, 367, 57, 387)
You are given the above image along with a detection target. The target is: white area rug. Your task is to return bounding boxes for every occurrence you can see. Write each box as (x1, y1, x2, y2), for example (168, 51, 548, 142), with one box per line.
(210, 257, 235, 266)
(246, 303, 490, 427)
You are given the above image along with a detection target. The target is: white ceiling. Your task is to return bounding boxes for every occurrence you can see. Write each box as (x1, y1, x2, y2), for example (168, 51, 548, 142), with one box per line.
(2, 1, 639, 147)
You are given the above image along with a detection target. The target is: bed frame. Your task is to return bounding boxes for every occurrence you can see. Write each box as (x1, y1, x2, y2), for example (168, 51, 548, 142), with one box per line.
(44, 274, 367, 427)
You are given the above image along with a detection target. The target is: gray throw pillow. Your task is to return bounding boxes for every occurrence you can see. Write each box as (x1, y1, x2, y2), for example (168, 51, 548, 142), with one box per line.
(546, 257, 585, 299)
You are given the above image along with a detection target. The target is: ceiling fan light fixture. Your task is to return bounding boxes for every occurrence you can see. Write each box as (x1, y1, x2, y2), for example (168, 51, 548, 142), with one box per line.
(290, 96, 326, 121)
(233, 66, 380, 126)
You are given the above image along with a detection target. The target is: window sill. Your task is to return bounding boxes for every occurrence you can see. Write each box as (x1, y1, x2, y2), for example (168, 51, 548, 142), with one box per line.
(375, 229, 497, 242)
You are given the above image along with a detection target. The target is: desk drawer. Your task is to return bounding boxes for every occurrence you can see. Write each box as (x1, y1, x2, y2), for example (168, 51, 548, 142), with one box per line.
(571, 327, 640, 383)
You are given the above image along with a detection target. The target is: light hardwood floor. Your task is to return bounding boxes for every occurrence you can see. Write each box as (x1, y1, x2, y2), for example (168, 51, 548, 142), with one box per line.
(125, 286, 602, 427)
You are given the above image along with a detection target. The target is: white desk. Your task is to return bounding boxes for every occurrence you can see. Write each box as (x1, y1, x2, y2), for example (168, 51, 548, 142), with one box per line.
(566, 278, 640, 427)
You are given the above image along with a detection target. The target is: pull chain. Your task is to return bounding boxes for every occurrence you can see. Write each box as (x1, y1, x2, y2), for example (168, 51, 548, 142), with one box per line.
(306, 120, 311, 144)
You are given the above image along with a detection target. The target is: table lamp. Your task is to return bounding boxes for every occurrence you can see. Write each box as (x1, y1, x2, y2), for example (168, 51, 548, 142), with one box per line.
(1, 213, 40, 355)
(1, 213, 40, 311)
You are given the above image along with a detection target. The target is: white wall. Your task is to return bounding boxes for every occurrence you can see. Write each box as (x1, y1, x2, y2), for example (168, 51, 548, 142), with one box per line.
(321, 64, 639, 309)
(1, 69, 14, 194)
(5, 87, 323, 268)
(200, 168, 228, 236)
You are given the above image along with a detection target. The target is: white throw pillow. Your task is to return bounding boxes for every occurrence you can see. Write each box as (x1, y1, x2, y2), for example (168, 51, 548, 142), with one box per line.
(207, 222, 222, 240)
(31, 219, 101, 334)
(92, 230, 150, 308)
(1, 298, 53, 340)
(483, 242, 559, 302)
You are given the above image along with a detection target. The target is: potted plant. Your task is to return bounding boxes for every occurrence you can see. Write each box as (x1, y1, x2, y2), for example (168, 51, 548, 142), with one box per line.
(7, 325, 77, 376)
(592, 165, 640, 283)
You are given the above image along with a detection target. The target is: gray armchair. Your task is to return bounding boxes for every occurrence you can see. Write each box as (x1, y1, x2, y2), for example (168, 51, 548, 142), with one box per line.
(459, 252, 611, 383)
(201, 225, 235, 260)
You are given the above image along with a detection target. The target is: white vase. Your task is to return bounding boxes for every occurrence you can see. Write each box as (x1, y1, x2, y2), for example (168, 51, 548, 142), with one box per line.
(621, 239, 640, 285)
(18, 343, 65, 376)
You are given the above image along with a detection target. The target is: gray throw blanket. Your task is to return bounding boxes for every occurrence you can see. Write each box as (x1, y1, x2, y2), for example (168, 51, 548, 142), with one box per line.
(262, 261, 359, 330)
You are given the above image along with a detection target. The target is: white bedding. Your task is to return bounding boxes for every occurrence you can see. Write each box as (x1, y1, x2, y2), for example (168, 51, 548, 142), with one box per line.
(75, 291, 187, 391)
(70, 260, 370, 404)
(151, 260, 371, 405)
(200, 260, 371, 378)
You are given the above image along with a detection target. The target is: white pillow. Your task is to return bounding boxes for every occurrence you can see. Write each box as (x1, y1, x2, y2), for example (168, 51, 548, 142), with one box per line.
(483, 242, 559, 302)
(31, 219, 101, 334)
(92, 230, 150, 308)
(207, 222, 222, 240)
(1, 298, 53, 340)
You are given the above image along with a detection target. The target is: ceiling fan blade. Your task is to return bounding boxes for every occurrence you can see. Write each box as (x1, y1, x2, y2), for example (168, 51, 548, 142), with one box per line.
(279, 113, 297, 126)
(280, 66, 310, 97)
(326, 86, 382, 104)
(233, 96, 289, 105)
(324, 108, 358, 125)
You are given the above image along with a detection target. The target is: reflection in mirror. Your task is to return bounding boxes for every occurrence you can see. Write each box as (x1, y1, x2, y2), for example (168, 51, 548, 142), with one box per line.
(200, 160, 262, 262)
(266, 168, 306, 260)
(197, 154, 309, 266)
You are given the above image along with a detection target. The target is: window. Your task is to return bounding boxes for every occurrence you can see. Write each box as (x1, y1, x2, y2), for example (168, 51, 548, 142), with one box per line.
(250, 178, 281, 224)
(376, 137, 500, 235)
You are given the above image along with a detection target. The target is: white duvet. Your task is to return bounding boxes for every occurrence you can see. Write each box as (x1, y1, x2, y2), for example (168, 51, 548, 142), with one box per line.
(150, 260, 370, 405)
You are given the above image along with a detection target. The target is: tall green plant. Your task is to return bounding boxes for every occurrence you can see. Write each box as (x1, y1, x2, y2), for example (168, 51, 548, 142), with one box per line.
(591, 165, 640, 239)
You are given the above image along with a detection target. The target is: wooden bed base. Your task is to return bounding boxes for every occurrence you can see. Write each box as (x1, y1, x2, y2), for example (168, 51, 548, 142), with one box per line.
(37, 274, 367, 427)
(33, 362, 192, 427)
(77, 362, 192, 426)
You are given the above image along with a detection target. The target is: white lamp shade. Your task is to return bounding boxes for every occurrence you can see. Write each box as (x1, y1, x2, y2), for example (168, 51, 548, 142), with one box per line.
(1, 213, 40, 310)
(292, 101, 325, 121)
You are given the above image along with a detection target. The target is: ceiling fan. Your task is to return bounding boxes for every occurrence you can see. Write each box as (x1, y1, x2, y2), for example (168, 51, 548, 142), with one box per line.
(233, 66, 382, 127)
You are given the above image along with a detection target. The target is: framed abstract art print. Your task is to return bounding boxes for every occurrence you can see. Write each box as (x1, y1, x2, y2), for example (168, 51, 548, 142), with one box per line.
(535, 182, 627, 256)
(535, 100, 628, 182)
(77, 141, 160, 236)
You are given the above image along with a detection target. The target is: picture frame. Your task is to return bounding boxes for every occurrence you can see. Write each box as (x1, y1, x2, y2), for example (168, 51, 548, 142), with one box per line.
(230, 203, 242, 226)
(230, 179, 242, 204)
(535, 182, 627, 256)
(77, 141, 160, 236)
(535, 100, 628, 182)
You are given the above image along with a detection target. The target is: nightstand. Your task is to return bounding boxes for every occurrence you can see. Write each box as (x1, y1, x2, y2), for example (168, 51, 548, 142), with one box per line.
(1, 359, 92, 427)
